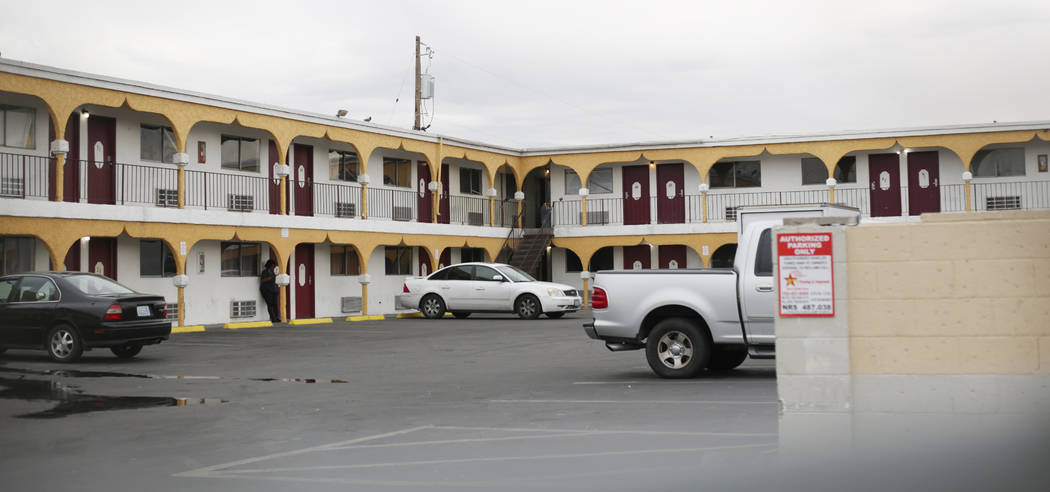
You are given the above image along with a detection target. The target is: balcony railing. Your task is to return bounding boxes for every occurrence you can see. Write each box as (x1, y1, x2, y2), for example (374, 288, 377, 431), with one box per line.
(314, 181, 363, 218)
(368, 186, 417, 221)
(450, 195, 488, 225)
(185, 169, 271, 212)
(0, 152, 51, 199)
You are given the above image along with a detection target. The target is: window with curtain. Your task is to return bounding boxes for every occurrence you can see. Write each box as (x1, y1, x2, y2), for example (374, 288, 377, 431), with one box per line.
(220, 242, 260, 277)
(0, 105, 36, 149)
(221, 135, 260, 172)
(460, 167, 482, 195)
(383, 157, 412, 187)
(801, 157, 828, 185)
(330, 245, 361, 275)
(329, 150, 359, 182)
(139, 240, 176, 277)
(709, 161, 761, 188)
(140, 125, 177, 163)
(972, 148, 1026, 177)
(588, 168, 614, 194)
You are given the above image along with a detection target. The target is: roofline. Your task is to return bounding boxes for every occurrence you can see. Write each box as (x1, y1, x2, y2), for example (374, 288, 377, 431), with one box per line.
(3, 57, 1049, 158)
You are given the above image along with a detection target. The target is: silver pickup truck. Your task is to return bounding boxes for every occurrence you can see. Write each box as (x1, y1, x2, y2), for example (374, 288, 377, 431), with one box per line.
(583, 204, 859, 378)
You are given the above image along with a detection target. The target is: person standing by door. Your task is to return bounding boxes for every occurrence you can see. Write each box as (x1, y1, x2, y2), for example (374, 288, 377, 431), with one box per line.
(260, 259, 280, 323)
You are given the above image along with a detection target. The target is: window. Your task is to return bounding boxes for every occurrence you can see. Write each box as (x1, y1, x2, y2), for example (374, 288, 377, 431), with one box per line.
(221, 135, 260, 172)
(140, 125, 177, 163)
(446, 265, 473, 280)
(588, 168, 614, 194)
(565, 249, 583, 272)
(801, 157, 828, 185)
(139, 240, 176, 277)
(65, 274, 134, 295)
(474, 265, 503, 281)
(754, 229, 772, 277)
(589, 247, 614, 272)
(972, 148, 1026, 177)
(709, 161, 761, 188)
(220, 242, 260, 277)
(329, 150, 359, 182)
(460, 248, 485, 263)
(834, 156, 857, 183)
(710, 244, 737, 268)
(460, 167, 482, 195)
(0, 105, 36, 149)
(330, 245, 361, 276)
(383, 157, 412, 187)
(564, 169, 582, 195)
(0, 278, 16, 302)
(12, 276, 60, 302)
(385, 246, 412, 275)
(0, 236, 35, 275)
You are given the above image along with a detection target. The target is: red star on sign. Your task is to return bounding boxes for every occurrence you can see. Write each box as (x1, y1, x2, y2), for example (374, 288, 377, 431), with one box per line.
(784, 274, 798, 286)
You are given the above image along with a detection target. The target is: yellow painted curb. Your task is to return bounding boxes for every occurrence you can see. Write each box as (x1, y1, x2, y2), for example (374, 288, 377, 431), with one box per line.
(396, 312, 424, 318)
(346, 315, 386, 322)
(171, 325, 205, 334)
(289, 318, 332, 325)
(224, 321, 273, 330)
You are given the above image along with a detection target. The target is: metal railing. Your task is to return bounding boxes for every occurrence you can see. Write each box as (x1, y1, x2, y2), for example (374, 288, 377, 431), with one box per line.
(971, 179, 1050, 212)
(0, 152, 51, 199)
(184, 169, 271, 212)
(449, 195, 488, 225)
(368, 186, 417, 221)
(707, 189, 830, 222)
(114, 162, 179, 207)
(314, 181, 363, 218)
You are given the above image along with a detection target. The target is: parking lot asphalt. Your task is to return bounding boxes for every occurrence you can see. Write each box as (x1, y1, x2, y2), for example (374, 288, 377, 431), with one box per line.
(0, 311, 779, 491)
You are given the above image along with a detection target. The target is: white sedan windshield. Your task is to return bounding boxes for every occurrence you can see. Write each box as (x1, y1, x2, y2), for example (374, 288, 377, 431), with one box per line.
(497, 265, 535, 282)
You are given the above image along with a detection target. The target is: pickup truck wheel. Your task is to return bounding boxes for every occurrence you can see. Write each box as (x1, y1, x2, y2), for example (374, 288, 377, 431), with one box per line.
(646, 318, 710, 379)
(420, 294, 446, 319)
(709, 348, 747, 371)
(515, 294, 541, 320)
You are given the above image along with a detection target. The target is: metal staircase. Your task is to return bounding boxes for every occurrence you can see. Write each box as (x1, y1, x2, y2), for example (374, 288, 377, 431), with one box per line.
(496, 212, 552, 279)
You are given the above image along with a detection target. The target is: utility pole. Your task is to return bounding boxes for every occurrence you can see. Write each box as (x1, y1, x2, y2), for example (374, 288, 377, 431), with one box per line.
(414, 35, 422, 131)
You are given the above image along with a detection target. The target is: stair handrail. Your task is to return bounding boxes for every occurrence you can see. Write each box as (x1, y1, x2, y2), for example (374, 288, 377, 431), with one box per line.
(497, 208, 526, 263)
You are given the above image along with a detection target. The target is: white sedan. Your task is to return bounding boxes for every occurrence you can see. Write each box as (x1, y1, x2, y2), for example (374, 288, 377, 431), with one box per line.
(396, 262, 583, 319)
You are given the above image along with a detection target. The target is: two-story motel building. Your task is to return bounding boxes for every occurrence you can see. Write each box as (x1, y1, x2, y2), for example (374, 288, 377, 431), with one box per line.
(2, 57, 1048, 327)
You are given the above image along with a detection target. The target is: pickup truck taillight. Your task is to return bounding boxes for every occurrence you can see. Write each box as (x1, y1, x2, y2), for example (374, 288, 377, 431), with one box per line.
(103, 304, 123, 321)
(591, 287, 608, 309)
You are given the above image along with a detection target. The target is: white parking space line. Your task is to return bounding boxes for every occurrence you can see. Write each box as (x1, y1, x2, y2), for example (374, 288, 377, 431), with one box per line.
(434, 425, 777, 437)
(488, 399, 777, 405)
(572, 380, 775, 385)
(326, 432, 598, 451)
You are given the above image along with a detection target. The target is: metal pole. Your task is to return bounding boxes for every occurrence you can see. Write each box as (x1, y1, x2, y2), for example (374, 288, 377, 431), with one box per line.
(414, 36, 422, 131)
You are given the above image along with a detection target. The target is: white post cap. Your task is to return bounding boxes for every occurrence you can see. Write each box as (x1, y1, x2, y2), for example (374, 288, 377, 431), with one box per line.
(172, 274, 189, 288)
(578, 187, 589, 197)
(428, 181, 439, 191)
(579, 271, 592, 279)
(275, 273, 291, 286)
(485, 187, 498, 197)
(50, 139, 70, 155)
(275, 164, 291, 177)
(962, 171, 973, 181)
(359, 274, 372, 285)
(698, 183, 710, 193)
(514, 191, 525, 201)
(358, 174, 371, 185)
(173, 152, 190, 166)
(825, 178, 837, 187)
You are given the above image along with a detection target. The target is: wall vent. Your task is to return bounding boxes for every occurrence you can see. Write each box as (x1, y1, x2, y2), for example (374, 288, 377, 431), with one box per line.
(230, 300, 257, 318)
(227, 194, 254, 212)
(985, 196, 1021, 211)
(725, 206, 740, 222)
(393, 206, 413, 221)
(341, 296, 363, 313)
(583, 211, 610, 225)
(467, 211, 484, 226)
(155, 189, 178, 208)
(335, 202, 356, 218)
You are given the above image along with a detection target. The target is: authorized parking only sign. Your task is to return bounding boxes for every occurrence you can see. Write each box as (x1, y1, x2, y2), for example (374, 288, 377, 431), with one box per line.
(777, 232, 834, 317)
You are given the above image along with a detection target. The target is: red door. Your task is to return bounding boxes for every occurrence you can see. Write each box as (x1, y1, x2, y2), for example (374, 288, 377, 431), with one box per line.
(294, 243, 315, 319)
(63, 241, 81, 271)
(418, 162, 432, 222)
(87, 116, 116, 205)
(622, 245, 651, 270)
(907, 151, 940, 216)
(438, 163, 450, 224)
(268, 140, 281, 215)
(88, 237, 117, 280)
(656, 163, 685, 224)
(439, 248, 451, 269)
(418, 247, 432, 277)
(48, 114, 80, 202)
(658, 245, 686, 269)
(868, 153, 902, 217)
(293, 144, 313, 216)
(622, 165, 650, 225)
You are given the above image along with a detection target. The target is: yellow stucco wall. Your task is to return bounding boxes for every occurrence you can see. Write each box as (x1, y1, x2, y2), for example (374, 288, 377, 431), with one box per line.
(847, 210, 1050, 375)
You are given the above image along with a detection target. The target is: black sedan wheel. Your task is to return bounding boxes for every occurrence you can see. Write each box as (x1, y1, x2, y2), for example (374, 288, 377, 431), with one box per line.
(47, 324, 84, 363)
(420, 294, 446, 319)
(111, 344, 143, 359)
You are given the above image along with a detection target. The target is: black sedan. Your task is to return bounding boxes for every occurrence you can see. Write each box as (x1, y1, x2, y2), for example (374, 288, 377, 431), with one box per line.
(0, 272, 171, 362)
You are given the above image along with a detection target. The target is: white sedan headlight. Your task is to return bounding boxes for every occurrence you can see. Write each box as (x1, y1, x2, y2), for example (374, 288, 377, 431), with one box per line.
(546, 288, 565, 297)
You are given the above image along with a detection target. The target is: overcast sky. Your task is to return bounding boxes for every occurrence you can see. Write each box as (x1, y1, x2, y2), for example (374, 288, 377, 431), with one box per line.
(2, 0, 1048, 148)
